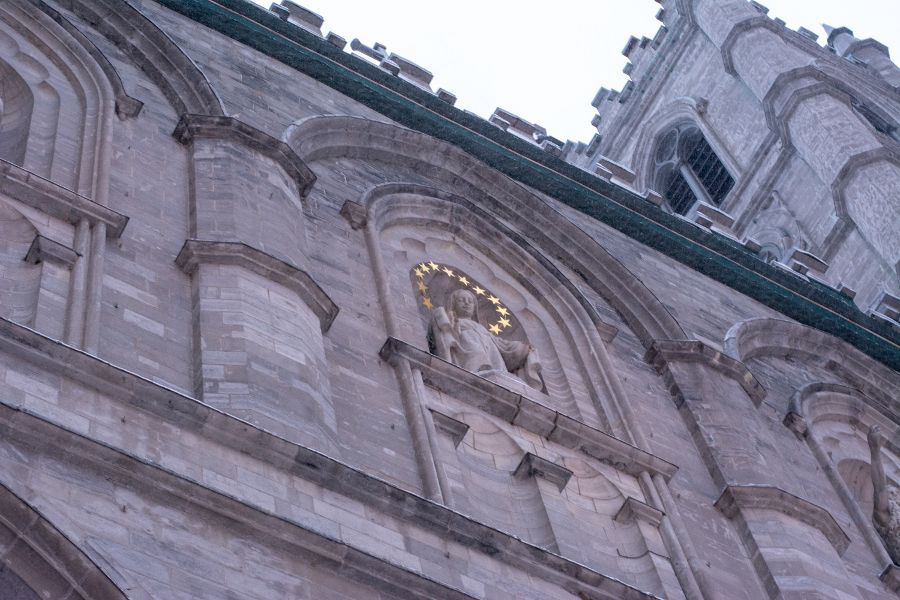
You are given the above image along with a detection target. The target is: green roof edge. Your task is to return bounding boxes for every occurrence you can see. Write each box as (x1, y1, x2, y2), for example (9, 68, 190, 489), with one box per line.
(155, 0, 900, 370)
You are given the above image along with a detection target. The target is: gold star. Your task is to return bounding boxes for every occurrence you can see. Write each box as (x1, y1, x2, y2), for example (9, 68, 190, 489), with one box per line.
(488, 323, 502, 335)
(422, 297, 433, 309)
(472, 286, 486, 296)
(428, 261, 439, 271)
(414, 268, 424, 279)
(458, 275, 470, 286)
(417, 280, 427, 293)
(496, 306, 509, 316)
(488, 295, 500, 305)
(442, 267, 454, 277)
(499, 317, 511, 328)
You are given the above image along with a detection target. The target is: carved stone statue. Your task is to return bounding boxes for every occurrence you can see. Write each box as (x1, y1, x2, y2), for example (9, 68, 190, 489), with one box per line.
(868, 425, 900, 564)
(431, 288, 542, 390)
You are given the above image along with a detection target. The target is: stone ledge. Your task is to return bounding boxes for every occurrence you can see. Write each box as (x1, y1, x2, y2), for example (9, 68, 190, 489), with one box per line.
(645, 339, 767, 406)
(430, 409, 469, 447)
(172, 114, 317, 197)
(380, 337, 678, 481)
(615, 497, 665, 527)
(0, 160, 128, 238)
(175, 239, 338, 333)
(514, 453, 573, 491)
(25, 235, 79, 267)
(714, 485, 850, 556)
(0, 318, 656, 600)
(0, 404, 478, 600)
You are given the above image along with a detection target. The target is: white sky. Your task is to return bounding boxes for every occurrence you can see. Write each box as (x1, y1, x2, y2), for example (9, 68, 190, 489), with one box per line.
(248, 0, 900, 142)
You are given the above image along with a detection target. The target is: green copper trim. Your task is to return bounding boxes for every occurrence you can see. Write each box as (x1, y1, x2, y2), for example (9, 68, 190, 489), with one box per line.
(154, 0, 899, 370)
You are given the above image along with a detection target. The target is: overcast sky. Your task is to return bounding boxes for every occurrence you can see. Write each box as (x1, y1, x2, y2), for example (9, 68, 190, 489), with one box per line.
(248, 0, 900, 142)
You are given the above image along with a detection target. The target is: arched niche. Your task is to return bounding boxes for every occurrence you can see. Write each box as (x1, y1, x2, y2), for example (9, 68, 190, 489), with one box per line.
(0, 4, 117, 201)
(367, 182, 625, 430)
(787, 382, 900, 574)
(283, 115, 685, 351)
(0, 59, 32, 166)
(0, 482, 127, 600)
(725, 317, 900, 416)
(0, 199, 40, 326)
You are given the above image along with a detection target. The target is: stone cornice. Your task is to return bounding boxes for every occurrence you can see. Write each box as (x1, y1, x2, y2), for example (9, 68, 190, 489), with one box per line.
(175, 239, 338, 333)
(645, 340, 767, 406)
(380, 337, 678, 481)
(0, 318, 655, 600)
(714, 484, 850, 556)
(25, 235, 79, 267)
(0, 160, 128, 237)
(173, 114, 317, 197)
(153, 0, 900, 371)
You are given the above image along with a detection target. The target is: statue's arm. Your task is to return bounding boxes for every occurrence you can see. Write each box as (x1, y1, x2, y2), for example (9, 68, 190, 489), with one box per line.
(869, 425, 891, 520)
(431, 307, 457, 361)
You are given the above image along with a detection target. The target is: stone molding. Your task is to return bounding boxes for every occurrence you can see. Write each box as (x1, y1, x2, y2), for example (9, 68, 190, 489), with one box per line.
(724, 317, 900, 412)
(339, 199, 368, 230)
(0, 318, 654, 600)
(25, 235, 80, 267)
(380, 337, 678, 481)
(0, 404, 479, 600)
(173, 114, 317, 197)
(174, 239, 338, 333)
(34, 0, 143, 119)
(0, 160, 129, 238)
(719, 16, 788, 78)
(645, 339, 767, 406)
(514, 453, 573, 491)
(0, 480, 128, 600)
(615, 497, 665, 527)
(60, 0, 224, 117)
(714, 484, 850, 556)
(430, 410, 469, 447)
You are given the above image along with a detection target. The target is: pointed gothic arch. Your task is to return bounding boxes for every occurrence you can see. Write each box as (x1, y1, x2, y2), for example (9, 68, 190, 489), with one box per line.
(283, 114, 686, 350)
(0, 482, 127, 600)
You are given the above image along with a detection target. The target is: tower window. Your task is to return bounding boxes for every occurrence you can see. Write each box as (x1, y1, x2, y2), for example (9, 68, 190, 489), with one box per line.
(652, 124, 734, 215)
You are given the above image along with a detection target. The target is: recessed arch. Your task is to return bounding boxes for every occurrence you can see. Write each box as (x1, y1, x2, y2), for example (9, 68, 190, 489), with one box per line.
(725, 317, 900, 418)
(0, 481, 127, 600)
(60, 0, 224, 117)
(285, 115, 686, 349)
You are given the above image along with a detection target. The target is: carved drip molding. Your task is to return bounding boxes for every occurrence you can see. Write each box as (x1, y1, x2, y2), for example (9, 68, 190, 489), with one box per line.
(645, 339, 767, 406)
(380, 337, 678, 481)
(25, 235, 79, 267)
(0, 160, 128, 237)
(173, 114, 317, 197)
(0, 317, 654, 600)
(514, 453, 573, 491)
(615, 497, 665, 527)
(715, 484, 850, 556)
(34, 0, 143, 119)
(175, 240, 338, 333)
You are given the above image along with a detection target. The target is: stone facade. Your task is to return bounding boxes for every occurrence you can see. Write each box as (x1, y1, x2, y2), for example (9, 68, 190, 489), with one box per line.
(0, 1, 898, 599)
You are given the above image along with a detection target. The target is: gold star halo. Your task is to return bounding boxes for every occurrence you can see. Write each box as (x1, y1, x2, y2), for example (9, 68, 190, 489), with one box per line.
(414, 261, 517, 336)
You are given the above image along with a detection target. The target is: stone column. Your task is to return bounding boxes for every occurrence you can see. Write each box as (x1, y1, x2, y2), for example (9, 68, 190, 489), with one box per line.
(174, 116, 342, 456)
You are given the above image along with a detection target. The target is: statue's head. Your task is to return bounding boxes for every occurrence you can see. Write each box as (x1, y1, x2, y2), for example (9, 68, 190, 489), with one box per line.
(448, 288, 477, 319)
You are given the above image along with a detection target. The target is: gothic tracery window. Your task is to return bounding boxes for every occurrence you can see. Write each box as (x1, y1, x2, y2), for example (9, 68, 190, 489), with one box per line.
(652, 124, 735, 215)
